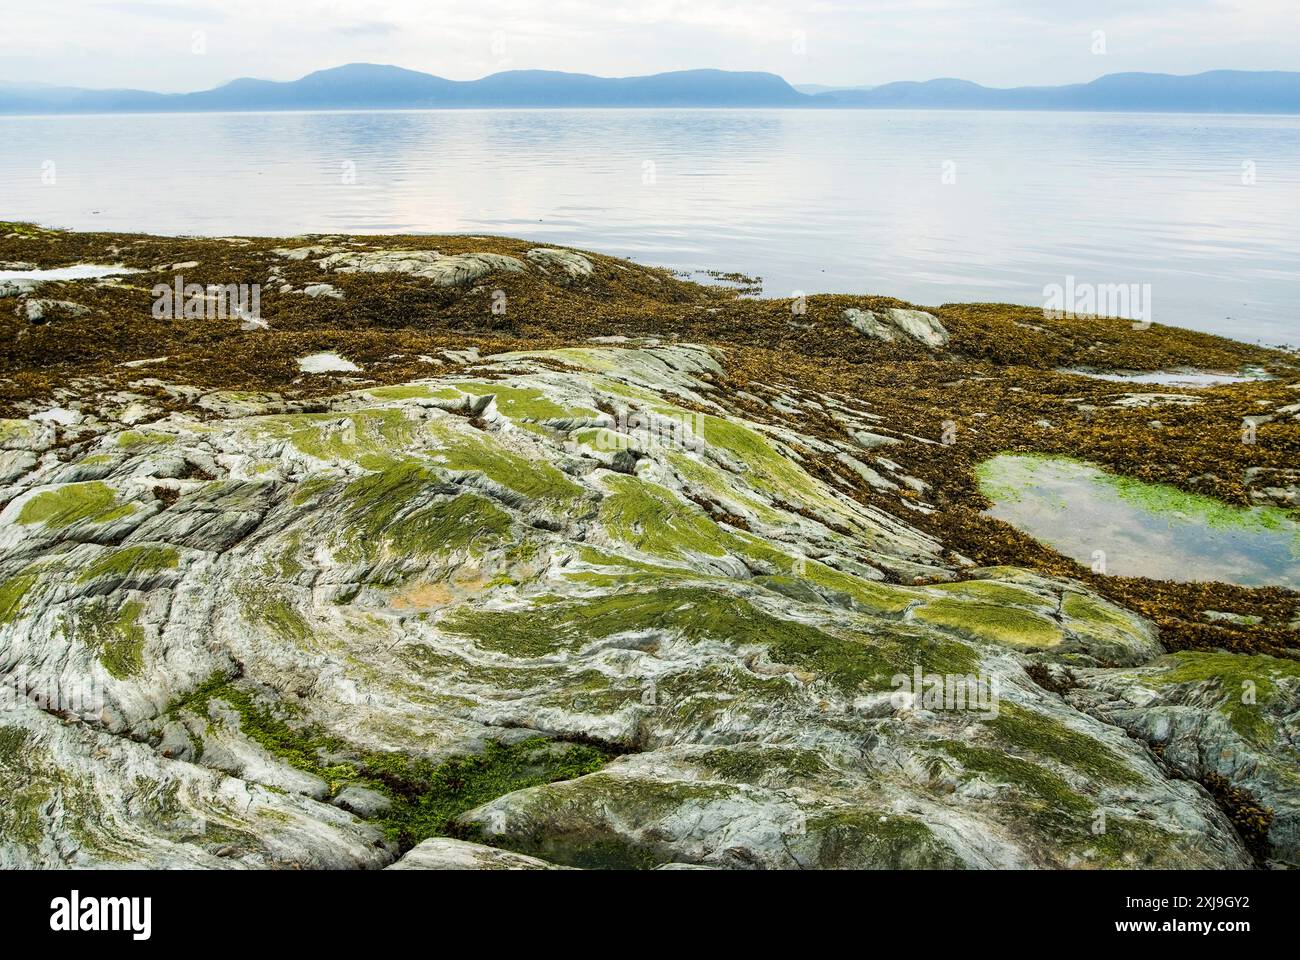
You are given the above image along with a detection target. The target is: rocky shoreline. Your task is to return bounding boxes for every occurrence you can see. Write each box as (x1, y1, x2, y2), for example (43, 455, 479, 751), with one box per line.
(1, 223, 1297, 869)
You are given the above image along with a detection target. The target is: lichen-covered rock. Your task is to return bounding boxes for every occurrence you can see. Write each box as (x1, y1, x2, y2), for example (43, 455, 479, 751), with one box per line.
(843, 308, 895, 341)
(842, 307, 949, 349)
(885, 308, 950, 348)
(526, 248, 594, 283)
(0, 341, 1268, 870)
(1068, 652, 1300, 867)
(388, 837, 567, 870)
(318, 250, 525, 287)
(0, 706, 392, 869)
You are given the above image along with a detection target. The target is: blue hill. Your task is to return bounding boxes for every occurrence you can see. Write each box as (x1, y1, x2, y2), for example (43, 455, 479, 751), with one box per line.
(2, 64, 1297, 114)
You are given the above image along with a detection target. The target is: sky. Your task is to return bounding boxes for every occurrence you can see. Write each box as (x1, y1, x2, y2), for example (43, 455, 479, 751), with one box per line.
(4, 0, 1298, 92)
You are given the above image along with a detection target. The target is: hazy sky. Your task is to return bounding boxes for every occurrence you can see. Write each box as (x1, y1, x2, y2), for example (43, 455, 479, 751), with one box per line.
(5, 1, 1299, 91)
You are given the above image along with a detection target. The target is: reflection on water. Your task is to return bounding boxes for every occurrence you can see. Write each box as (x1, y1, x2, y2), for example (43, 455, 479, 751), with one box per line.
(1, 109, 1298, 343)
(977, 454, 1300, 588)
(1056, 367, 1271, 387)
(0, 264, 138, 280)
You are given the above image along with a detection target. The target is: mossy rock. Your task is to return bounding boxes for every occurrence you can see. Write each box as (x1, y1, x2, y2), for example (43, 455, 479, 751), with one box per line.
(17, 482, 137, 529)
(808, 809, 964, 869)
(912, 598, 1064, 649)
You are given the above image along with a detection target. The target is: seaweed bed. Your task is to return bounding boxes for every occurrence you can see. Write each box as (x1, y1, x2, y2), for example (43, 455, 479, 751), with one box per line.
(3, 221, 1297, 658)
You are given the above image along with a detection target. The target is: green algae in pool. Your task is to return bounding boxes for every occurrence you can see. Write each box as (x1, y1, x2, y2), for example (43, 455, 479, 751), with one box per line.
(976, 454, 1300, 588)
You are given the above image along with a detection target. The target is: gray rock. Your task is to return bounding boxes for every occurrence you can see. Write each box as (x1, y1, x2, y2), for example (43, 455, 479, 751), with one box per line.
(843, 308, 896, 341)
(301, 283, 343, 300)
(0, 342, 1266, 871)
(1112, 393, 1202, 408)
(1202, 610, 1262, 626)
(319, 250, 525, 287)
(0, 705, 390, 869)
(20, 299, 90, 323)
(157, 721, 196, 762)
(842, 307, 949, 349)
(526, 248, 594, 283)
(387, 838, 566, 870)
(885, 308, 950, 348)
(0, 279, 37, 298)
(332, 785, 391, 819)
(852, 429, 900, 449)
(1070, 653, 1300, 867)
(835, 451, 898, 490)
(271, 245, 336, 260)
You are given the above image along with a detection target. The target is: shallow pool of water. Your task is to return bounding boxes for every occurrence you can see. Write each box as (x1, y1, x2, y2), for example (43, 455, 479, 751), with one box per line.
(0, 264, 138, 281)
(977, 454, 1300, 587)
(1057, 368, 1270, 388)
(297, 352, 361, 373)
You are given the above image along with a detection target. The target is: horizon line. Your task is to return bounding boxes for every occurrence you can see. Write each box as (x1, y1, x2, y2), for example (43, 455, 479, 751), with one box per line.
(7, 63, 1297, 97)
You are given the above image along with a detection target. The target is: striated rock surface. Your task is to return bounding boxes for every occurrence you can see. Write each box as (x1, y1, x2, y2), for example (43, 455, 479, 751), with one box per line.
(1068, 652, 1300, 867)
(0, 339, 1265, 870)
(2, 225, 1297, 871)
(388, 837, 567, 870)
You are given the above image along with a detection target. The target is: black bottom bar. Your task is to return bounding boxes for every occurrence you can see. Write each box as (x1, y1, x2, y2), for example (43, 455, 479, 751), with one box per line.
(1, 868, 1280, 946)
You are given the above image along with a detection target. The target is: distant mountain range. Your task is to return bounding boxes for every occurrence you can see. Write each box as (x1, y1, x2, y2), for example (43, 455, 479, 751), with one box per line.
(792, 83, 876, 96)
(2, 64, 1298, 114)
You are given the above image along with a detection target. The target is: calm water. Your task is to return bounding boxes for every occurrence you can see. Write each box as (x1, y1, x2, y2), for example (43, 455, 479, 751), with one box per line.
(978, 454, 1300, 588)
(1, 109, 1298, 344)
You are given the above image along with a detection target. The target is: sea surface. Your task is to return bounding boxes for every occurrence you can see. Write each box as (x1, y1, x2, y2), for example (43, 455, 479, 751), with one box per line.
(1, 108, 1297, 344)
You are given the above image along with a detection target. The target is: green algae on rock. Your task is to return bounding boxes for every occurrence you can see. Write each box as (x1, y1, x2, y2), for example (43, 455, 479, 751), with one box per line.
(0, 224, 1296, 871)
(1068, 650, 1300, 866)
